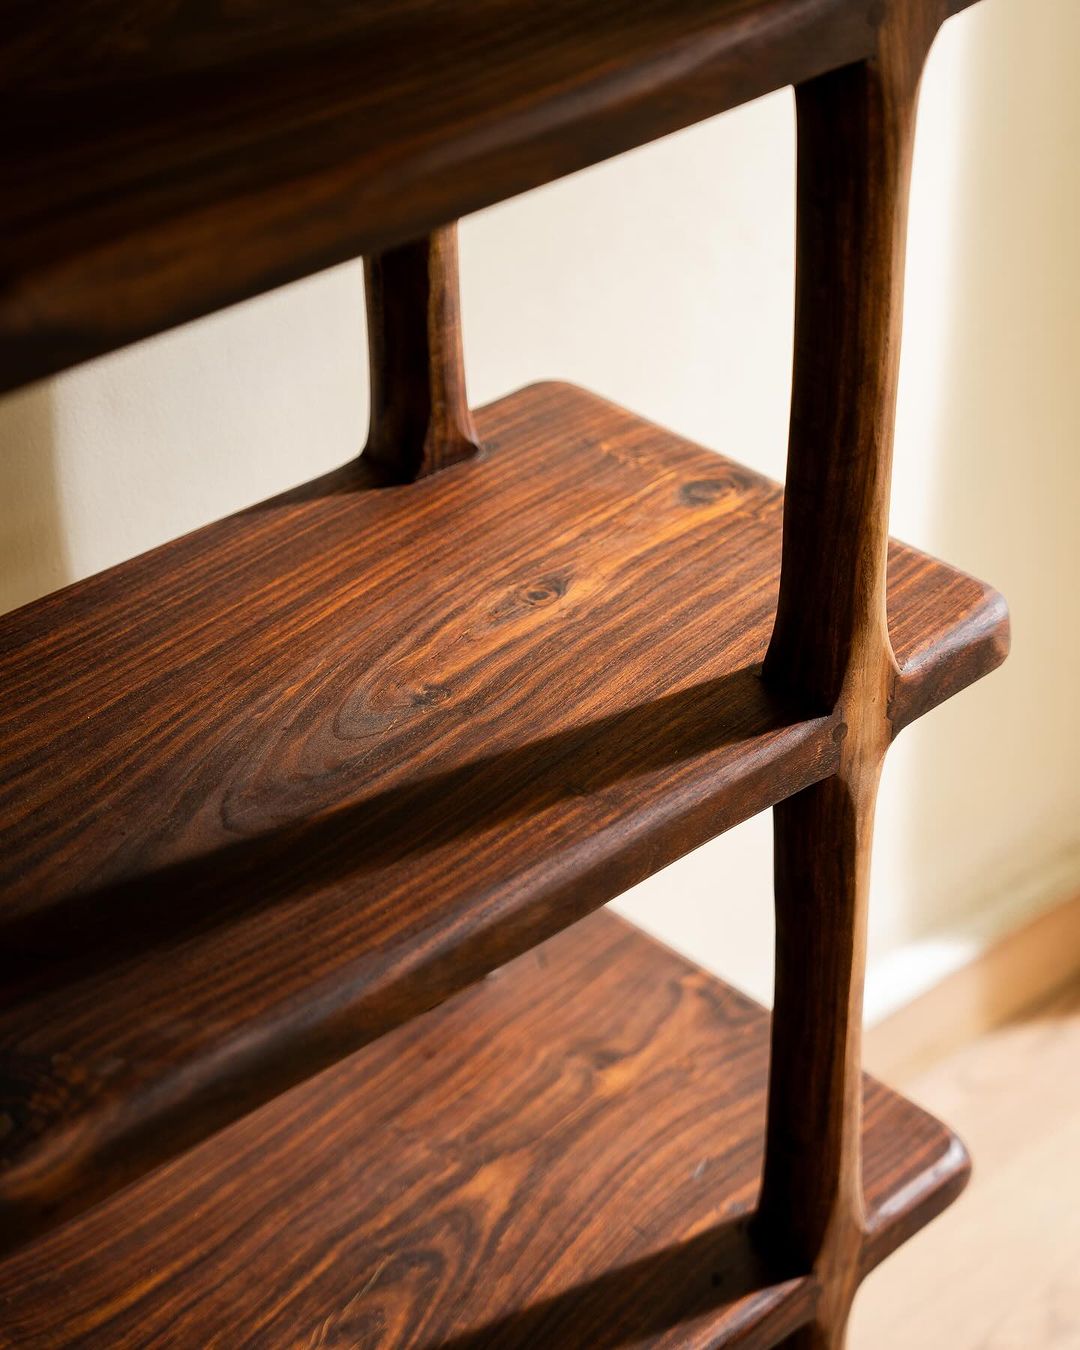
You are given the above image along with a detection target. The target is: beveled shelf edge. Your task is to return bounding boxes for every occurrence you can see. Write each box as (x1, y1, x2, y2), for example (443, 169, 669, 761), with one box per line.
(861, 1130, 972, 1279)
(891, 582, 1010, 733)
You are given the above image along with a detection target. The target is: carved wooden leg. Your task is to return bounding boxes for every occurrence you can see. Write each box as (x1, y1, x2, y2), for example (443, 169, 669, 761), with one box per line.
(762, 767, 884, 1350)
(363, 223, 480, 482)
(755, 3, 945, 1345)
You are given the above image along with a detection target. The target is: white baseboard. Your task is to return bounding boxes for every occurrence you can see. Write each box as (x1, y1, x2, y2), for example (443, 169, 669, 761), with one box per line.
(865, 840, 1080, 1026)
(865, 866, 1080, 1083)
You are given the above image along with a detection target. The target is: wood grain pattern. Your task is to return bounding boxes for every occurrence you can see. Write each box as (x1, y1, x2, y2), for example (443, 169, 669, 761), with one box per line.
(758, 5, 949, 1345)
(363, 225, 480, 481)
(0, 382, 1006, 1256)
(1, 0, 982, 393)
(0, 911, 971, 1349)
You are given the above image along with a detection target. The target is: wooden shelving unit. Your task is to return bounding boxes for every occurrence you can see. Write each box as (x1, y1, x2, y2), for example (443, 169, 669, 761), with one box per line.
(1, 0, 1007, 1345)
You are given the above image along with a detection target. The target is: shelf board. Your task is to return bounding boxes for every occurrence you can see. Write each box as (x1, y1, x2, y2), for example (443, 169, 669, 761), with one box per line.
(0, 911, 970, 1348)
(0, 382, 1007, 1253)
(3, 0, 978, 393)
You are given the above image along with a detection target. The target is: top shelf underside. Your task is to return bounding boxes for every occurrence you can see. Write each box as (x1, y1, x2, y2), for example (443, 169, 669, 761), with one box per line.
(0, 381, 1007, 1253)
(3, 0, 977, 393)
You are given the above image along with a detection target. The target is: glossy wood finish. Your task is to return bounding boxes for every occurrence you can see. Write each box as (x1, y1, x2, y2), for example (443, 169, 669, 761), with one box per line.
(1, 0, 982, 394)
(363, 225, 480, 482)
(0, 911, 971, 1349)
(0, 381, 1007, 1256)
(759, 4, 948, 1344)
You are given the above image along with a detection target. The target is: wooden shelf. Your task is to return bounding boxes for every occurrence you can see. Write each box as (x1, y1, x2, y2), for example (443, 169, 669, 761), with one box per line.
(0, 382, 1007, 1254)
(0, 910, 969, 1348)
(2, 0, 978, 393)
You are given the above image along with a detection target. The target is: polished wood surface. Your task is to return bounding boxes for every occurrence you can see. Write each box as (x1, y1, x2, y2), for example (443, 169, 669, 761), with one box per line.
(759, 5, 949, 1344)
(363, 225, 480, 482)
(1, 0, 981, 393)
(0, 381, 1007, 1255)
(0, 911, 971, 1349)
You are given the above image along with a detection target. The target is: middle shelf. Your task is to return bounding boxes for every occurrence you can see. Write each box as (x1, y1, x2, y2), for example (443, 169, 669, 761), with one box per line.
(0, 381, 1008, 1251)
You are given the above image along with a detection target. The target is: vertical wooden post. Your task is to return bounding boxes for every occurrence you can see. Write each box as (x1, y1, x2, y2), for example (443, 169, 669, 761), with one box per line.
(756, 4, 944, 1345)
(363, 223, 480, 482)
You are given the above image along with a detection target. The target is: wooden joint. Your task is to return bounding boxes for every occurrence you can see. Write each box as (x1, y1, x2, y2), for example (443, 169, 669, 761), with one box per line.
(762, 0, 945, 724)
(363, 223, 480, 483)
(756, 4, 948, 1343)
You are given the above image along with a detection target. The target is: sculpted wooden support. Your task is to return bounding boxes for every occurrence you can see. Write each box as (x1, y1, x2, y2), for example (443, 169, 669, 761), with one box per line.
(363, 223, 480, 482)
(757, 2, 947, 1344)
(0, 0, 1010, 1335)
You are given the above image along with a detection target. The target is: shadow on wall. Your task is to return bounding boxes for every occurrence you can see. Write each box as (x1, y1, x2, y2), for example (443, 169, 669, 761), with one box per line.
(0, 384, 69, 616)
(902, 0, 1080, 938)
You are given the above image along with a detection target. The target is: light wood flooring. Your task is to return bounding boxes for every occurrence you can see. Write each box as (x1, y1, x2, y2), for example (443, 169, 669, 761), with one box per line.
(854, 975, 1080, 1348)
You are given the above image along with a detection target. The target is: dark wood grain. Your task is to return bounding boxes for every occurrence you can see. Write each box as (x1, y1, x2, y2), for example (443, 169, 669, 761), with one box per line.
(0, 910, 970, 1349)
(363, 225, 480, 481)
(1, 0, 983, 394)
(0, 381, 1006, 1256)
(758, 4, 954, 1345)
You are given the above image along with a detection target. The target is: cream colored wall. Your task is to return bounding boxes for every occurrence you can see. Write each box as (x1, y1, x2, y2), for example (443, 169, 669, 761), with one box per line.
(1, 0, 1075, 1016)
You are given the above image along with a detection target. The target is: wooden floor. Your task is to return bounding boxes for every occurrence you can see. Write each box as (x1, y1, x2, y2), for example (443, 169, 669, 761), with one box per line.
(854, 975, 1080, 1348)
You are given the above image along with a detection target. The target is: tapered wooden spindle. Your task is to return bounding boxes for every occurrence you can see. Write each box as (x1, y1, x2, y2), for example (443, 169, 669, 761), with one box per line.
(756, 4, 946, 1346)
(363, 223, 480, 482)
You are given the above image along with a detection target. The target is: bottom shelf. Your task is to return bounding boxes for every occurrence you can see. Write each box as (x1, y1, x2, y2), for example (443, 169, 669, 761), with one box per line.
(0, 912, 968, 1349)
